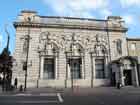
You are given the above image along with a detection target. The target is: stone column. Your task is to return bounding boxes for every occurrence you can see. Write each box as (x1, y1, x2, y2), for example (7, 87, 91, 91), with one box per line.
(81, 55, 85, 79)
(133, 64, 139, 87)
(65, 58, 68, 88)
(90, 54, 94, 87)
(104, 57, 109, 78)
(67, 62, 71, 79)
(120, 65, 124, 86)
(57, 53, 60, 79)
(40, 56, 44, 79)
(55, 57, 58, 79)
(85, 52, 91, 79)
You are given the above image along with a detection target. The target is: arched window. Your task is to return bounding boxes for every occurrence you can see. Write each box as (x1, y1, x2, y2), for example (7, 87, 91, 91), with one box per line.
(93, 44, 107, 79)
(43, 42, 59, 79)
(116, 39, 122, 55)
(66, 43, 84, 79)
(39, 32, 59, 79)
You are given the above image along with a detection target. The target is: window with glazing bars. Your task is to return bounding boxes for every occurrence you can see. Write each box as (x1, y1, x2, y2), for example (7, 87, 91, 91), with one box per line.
(95, 59, 105, 79)
(43, 58, 55, 79)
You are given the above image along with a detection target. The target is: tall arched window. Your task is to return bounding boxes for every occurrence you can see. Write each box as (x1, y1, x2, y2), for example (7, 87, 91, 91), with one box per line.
(43, 42, 59, 79)
(66, 42, 84, 79)
(38, 32, 59, 79)
(94, 44, 107, 79)
(116, 39, 122, 55)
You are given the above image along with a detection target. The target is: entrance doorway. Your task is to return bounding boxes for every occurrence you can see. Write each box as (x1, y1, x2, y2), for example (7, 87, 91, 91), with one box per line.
(123, 70, 132, 86)
(111, 72, 116, 86)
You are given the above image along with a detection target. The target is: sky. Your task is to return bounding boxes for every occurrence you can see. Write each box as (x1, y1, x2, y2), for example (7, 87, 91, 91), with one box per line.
(0, 0, 140, 54)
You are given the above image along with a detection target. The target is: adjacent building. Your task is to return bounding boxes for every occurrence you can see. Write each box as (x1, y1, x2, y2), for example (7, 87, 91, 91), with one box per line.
(12, 10, 140, 88)
(126, 38, 140, 86)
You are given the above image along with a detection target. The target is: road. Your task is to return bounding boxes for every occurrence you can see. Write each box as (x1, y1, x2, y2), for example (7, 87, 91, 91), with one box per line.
(0, 93, 63, 105)
(0, 87, 140, 105)
(63, 87, 140, 105)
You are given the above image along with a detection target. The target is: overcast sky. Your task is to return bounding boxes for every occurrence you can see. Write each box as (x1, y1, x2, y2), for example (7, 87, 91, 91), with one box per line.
(0, 0, 140, 54)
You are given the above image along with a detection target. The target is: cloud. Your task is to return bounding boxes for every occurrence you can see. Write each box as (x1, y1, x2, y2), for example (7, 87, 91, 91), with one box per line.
(122, 15, 135, 25)
(43, 0, 110, 18)
(120, 0, 140, 7)
(100, 9, 112, 19)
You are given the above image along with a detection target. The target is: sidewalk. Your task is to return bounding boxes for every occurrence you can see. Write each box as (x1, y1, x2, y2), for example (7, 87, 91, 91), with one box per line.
(64, 86, 140, 95)
(0, 86, 140, 95)
(0, 86, 64, 95)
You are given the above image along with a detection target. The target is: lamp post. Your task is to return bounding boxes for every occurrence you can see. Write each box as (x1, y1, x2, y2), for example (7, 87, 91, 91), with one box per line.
(24, 17, 32, 91)
(90, 52, 94, 88)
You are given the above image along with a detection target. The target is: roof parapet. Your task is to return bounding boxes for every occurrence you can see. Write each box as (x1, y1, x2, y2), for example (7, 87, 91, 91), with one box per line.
(21, 10, 37, 14)
(14, 10, 128, 32)
(17, 10, 40, 23)
(107, 16, 126, 29)
(107, 16, 122, 20)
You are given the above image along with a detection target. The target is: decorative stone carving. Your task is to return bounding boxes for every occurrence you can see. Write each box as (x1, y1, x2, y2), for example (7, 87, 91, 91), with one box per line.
(38, 32, 50, 51)
(38, 32, 60, 56)
(95, 34, 107, 43)
(111, 21, 121, 27)
(90, 33, 109, 56)
(71, 33, 77, 42)
(38, 32, 109, 57)
(58, 35, 68, 51)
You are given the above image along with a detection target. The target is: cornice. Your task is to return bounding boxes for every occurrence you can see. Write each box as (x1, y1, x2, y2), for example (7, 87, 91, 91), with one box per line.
(13, 22, 128, 32)
(40, 16, 106, 22)
(127, 38, 140, 41)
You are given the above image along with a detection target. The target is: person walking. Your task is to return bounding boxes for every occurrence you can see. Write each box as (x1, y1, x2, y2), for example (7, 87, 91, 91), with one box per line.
(14, 78, 18, 89)
(2, 78, 5, 92)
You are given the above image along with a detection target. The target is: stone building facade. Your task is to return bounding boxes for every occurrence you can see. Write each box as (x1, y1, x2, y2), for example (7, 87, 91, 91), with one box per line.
(12, 10, 139, 88)
(126, 38, 140, 86)
(127, 38, 140, 56)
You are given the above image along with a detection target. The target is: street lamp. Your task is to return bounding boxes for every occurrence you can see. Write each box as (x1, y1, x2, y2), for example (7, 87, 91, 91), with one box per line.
(24, 17, 32, 91)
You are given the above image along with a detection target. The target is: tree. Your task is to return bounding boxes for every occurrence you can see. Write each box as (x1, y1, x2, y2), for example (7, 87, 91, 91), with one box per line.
(0, 25, 13, 90)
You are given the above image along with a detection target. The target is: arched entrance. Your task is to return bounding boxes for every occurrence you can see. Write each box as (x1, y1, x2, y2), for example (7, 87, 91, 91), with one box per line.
(111, 56, 139, 87)
(123, 69, 132, 85)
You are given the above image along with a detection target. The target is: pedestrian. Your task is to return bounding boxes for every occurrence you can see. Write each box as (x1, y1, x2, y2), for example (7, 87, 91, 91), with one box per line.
(0, 73, 3, 85)
(117, 81, 121, 89)
(0, 76, 2, 85)
(14, 78, 18, 89)
(2, 78, 5, 92)
(5, 77, 9, 91)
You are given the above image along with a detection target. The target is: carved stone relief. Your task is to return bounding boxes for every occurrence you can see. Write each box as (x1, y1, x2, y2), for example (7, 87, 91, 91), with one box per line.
(38, 32, 59, 55)
(37, 32, 109, 56)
